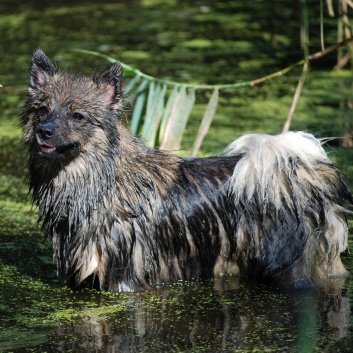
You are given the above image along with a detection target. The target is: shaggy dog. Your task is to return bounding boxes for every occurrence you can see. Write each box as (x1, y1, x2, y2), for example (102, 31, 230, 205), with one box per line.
(21, 49, 352, 292)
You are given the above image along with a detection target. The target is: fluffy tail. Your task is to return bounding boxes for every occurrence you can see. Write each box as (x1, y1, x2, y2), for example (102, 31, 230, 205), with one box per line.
(225, 132, 352, 286)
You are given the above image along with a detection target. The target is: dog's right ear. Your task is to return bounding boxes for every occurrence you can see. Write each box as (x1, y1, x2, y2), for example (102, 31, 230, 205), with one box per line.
(94, 62, 124, 112)
(29, 49, 57, 88)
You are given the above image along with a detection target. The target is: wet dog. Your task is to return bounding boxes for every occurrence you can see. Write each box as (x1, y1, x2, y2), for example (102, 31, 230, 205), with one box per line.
(21, 49, 352, 292)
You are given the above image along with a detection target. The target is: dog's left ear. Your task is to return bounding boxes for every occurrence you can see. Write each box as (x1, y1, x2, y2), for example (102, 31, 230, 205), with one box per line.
(95, 62, 124, 111)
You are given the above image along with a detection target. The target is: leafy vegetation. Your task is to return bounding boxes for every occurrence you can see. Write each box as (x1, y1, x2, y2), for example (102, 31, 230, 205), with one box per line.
(77, 34, 353, 155)
(66, 0, 353, 156)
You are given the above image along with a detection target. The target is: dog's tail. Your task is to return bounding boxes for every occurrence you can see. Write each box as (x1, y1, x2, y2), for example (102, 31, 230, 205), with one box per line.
(224, 131, 352, 286)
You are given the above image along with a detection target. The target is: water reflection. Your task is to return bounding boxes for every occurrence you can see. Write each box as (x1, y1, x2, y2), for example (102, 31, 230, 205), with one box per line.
(51, 278, 352, 353)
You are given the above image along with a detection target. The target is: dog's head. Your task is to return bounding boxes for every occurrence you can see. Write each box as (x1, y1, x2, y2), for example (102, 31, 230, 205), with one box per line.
(21, 49, 124, 162)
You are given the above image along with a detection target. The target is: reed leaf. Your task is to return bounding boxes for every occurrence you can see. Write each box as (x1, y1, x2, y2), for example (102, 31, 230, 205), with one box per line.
(77, 39, 353, 154)
(160, 87, 195, 151)
(190, 88, 219, 157)
(129, 78, 148, 103)
(159, 87, 185, 150)
(320, 0, 325, 50)
(158, 85, 179, 145)
(141, 83, 167, 147)
(141, 81, 157, 144)
(326, 0, 335, 17)
(124, 74, 141, 95)
(146, 81, 156, 120)
(130, 80, 148, 135)
(147, 84, 167, 147)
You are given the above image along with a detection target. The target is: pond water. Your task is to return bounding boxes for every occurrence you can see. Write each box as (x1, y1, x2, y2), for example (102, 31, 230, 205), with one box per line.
(1, 0, 353, 352)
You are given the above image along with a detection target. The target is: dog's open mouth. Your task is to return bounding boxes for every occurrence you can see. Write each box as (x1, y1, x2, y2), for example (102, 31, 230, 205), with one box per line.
(40, 144, 56, 153)
(40, 143, 77, 156)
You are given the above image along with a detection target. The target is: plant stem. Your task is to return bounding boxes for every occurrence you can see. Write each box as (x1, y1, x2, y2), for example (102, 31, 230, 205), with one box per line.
(282, 60, 309, 133)
(75, 37, 353, 92)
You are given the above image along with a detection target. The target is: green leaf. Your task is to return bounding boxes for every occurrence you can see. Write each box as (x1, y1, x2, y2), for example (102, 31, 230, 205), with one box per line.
(129, 79, 149, 103)
(141, 81, 156, 146)
(190, 87, 219, 157)
(159, 87, 185, 150)
(145, 81, 156, 127)
(158, 85, 179, 145)
(142, 83, 167, 147)
(129, 80, 149, 135)
(130, 92, 146, 135)
(160, 87, 195, 151)
(124, 74, 141, 95)
(152, 84, 168, 143)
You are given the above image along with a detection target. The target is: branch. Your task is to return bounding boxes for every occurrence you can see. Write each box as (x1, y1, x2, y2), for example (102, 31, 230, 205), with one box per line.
(76, 37, 353, 91)
(307, 35, 353, 61)
(281, 36, 353, 132)
(251, 36, 353, 87)
(250, 60, 305, 86)
(282, 61, 309, 133)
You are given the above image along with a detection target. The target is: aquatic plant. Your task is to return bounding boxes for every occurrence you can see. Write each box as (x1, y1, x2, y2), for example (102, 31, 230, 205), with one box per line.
(76, 33, 353, 156)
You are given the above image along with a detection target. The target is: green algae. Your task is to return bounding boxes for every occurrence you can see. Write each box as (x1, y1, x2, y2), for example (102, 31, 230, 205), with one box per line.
(0, 1, 353, 352)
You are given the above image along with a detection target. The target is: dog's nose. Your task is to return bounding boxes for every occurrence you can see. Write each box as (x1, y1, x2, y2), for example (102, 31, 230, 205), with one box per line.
(37, 121, 55, 139)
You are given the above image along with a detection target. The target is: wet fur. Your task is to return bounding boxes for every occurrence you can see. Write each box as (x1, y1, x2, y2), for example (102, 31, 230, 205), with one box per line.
(21, 49, 353, 292)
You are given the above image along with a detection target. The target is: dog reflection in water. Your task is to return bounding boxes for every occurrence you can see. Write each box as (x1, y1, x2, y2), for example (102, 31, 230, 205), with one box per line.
(55, 280, 351, 351)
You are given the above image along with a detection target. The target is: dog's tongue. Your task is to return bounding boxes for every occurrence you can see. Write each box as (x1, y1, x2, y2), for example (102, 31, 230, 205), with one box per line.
(41, 145, 56, 153)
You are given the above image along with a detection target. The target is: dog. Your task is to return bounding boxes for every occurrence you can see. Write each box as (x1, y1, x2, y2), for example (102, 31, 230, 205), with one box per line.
(21, 49, 352, 292)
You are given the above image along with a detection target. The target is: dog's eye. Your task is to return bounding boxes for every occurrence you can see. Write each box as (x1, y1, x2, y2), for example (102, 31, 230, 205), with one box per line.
(72, 112, 85, 121)
(38, 106, 48, 117)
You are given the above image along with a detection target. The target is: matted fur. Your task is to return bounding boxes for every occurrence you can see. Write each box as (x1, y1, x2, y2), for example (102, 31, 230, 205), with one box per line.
(21, 49, 353, 292)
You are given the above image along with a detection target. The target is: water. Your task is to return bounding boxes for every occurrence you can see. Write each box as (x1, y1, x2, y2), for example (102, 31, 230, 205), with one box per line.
(1, 261, 353, 352)
(1, 0, 353, 352)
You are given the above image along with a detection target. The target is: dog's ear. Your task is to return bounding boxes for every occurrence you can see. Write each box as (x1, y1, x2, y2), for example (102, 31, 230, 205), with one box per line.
(30, 49, 57, 88)
(94, 62, 124, 111)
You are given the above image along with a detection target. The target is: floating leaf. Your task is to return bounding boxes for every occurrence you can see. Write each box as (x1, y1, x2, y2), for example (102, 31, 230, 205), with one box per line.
(190, 87, 219, 157)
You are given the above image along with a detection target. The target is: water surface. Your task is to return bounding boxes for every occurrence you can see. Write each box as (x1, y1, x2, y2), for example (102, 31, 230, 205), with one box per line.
(1, 1, 353, 352)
